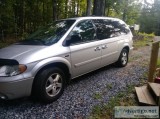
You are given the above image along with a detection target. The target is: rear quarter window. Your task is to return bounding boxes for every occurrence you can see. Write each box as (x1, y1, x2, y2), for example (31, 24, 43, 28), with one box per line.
(107, 19, 130, 35)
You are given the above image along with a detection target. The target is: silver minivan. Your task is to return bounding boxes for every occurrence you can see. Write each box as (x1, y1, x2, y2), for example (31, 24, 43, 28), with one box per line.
(0, 17, 133, 103)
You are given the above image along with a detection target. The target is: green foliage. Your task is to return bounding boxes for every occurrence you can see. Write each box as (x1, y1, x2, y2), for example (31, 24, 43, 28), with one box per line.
(107, 0, 141, 25)
(157, 58, 160, 67)
(138, 0, 160, 35)
(0, 0, 159, 43)
(137, 32, 155, 41)
(136, 32, 155, 42)
(138, 32, 155, 38)
(133, 32, 155, 49)
(0, 42, 8, 49)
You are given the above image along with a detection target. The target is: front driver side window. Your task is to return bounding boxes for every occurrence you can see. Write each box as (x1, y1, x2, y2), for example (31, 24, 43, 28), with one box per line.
(69, 20, 96, 45)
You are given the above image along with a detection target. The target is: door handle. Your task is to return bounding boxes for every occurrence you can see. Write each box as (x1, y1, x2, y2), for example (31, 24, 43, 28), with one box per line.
(102, 45, 107, 49)
(94, 47, 101, 51)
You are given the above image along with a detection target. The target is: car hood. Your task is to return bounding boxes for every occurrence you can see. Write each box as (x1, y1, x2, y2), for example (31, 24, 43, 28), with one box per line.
(0, 45, 47, 63)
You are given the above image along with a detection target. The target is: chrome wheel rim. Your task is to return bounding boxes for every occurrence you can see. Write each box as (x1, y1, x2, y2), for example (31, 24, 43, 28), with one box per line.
(121, 52, 127, 65)
(45, 73, 62, 97)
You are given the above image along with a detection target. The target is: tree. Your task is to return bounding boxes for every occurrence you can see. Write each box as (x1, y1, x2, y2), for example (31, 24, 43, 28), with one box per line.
(139, 0, 160, 35)
(65, 0, 68, 18)
(122, 0, 129, 21)
(52, 0, 57, 21)
(1, 0, 156, 43)
(106, 0, 141, 25)
(93, 0, 105, 16)
(101, 0, 106, 16)
(86, 0, 92, 16)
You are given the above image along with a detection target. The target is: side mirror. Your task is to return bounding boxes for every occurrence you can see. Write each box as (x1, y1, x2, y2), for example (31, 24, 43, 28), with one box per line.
(64, 34, 82, 46)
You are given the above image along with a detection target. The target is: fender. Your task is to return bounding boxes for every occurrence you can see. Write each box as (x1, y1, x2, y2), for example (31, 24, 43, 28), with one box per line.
(117, 40, 129, 53)
(31, 57, 72, 77)
(122, 43, 130, 50)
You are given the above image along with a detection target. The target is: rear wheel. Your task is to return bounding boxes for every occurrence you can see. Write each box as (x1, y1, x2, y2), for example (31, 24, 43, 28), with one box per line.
(116, 49, 128, 67)
(32, 67, 66, 103)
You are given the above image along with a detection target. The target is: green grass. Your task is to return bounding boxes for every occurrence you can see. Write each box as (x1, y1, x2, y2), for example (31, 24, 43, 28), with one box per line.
(128, 55, 141, 62)
(133, 32, 155, 49)
(133, 39, 149, 49)
(92, 93, 102, 100)
(90, 85, 138, 119)
(106, 83, 113, 89)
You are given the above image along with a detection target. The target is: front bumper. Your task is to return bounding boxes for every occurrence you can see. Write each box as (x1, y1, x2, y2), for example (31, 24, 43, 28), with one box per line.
(0, 75, 34, 100)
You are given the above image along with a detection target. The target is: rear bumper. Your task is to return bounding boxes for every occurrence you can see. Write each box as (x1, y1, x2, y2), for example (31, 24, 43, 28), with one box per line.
(0, 76, 34, 100)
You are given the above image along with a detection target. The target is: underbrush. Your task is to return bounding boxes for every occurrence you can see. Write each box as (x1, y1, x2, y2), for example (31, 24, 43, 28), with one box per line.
(133, 32, 155, 41)
(133, 32, 155, 49)
(0, 36, 20, 48)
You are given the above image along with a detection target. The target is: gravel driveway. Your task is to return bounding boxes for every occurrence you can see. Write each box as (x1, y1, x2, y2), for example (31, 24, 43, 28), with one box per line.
(0, 46, 151, 119)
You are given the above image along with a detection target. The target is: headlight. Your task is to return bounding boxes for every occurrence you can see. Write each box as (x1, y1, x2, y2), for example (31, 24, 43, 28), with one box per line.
(0, 65, 27, 77)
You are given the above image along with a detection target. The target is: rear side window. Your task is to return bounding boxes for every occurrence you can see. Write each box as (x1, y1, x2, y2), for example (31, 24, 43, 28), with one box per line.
(106, 19, 130, 35)
(69, 20, 96, 45)
(93, 19, 130, 40)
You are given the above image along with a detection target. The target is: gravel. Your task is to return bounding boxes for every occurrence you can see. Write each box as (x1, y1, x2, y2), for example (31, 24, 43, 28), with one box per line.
(0, 46, 151, 119)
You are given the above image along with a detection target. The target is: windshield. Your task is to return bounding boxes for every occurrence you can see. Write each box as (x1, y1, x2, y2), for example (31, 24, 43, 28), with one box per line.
(17, 20, 75, 45)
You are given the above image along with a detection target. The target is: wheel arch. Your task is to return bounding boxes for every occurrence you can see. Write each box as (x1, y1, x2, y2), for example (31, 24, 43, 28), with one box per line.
(118, 45, 130, 59)
(123, 46, 129, 53)
(32, 57, 71, 77)
(31, 58, 71, 96)
(34, 62, 71, 79)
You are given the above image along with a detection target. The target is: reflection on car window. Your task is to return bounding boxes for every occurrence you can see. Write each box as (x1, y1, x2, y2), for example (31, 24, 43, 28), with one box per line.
(69, 20, 96, 45)
(93, 19, 107, 40)
(109, 20, 130, 35)
(93, 19, 130, 40)
(17, 20, 75, 45)
(103, 19, 120, 38)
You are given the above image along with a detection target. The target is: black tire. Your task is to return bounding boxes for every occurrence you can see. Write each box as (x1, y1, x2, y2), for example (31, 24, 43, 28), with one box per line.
(32, 67, 66, 103)
(116, 49, 128, 67)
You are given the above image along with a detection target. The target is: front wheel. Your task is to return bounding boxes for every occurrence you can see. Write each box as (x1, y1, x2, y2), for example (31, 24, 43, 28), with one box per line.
(116, 49, 128, 67)
(32, 67, 66, 103)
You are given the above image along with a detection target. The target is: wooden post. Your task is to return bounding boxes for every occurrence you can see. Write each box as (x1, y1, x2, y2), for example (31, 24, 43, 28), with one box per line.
(148, 41, 160, 82)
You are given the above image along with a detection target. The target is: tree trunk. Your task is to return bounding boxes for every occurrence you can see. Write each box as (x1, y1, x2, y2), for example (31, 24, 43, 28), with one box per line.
(106, 7, 110, 16)
(65, 0, 68, 18)
(101, 0, 106, 16)
(93, 0, 99, 15)
(72, 0, 76, 17)
(43, 1, 45, 24)
(86, 0, 92, 16)
(15, 0, 25, 35)
(76, 0, 80, 16)
(52, 0, 57, 21)
(93, 0, 105, 16)
(57, 2, 60, 19)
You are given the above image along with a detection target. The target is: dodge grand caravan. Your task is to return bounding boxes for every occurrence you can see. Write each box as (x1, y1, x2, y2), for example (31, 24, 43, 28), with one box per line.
(0, 17, 133, 103)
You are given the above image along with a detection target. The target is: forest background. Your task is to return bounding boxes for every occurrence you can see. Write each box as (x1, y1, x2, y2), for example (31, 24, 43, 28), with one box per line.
(0, 0, 160, 42)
